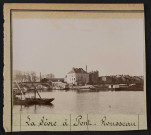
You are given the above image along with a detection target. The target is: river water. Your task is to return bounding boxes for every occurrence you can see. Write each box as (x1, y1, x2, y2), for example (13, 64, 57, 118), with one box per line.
(13, 90, 145, 114)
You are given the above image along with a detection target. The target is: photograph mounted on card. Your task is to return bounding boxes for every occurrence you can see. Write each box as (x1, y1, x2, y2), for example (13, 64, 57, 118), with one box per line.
(3, 3, 147, 132)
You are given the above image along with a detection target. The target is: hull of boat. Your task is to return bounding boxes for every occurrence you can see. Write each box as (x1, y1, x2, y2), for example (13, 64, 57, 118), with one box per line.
(13, 98, 54, 105)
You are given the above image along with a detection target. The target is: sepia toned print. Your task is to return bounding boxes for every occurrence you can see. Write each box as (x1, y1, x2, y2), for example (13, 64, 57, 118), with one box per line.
(4, 4, 147, 131)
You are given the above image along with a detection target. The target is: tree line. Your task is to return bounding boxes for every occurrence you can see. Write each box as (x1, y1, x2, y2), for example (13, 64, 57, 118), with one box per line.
(13, 70, 55, 82)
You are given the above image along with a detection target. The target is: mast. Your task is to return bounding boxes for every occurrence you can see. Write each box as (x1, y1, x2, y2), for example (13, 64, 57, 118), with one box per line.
(15, 81, 26, 99)
(34, 87, 36, 99)
(33, 85, 41, 99)
(40, 72, 41, 82)
(36, 89, 41, 99)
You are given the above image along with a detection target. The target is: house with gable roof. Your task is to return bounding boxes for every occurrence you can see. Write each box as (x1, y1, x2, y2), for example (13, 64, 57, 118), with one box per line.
(64, 67, 89, 85)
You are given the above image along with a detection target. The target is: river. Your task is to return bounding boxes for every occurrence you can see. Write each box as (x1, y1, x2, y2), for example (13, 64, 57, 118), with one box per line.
(13, 90, 145, 114)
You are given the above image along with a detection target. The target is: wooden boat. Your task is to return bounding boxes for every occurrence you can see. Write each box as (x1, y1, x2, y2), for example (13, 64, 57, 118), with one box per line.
(13, 82, 54, 105)
(13, 97, 54, 105)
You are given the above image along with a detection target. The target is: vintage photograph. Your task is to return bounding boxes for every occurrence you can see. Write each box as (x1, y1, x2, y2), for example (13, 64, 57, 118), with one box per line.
(3, 3, 147, 131)
(12, 9, 146, 116)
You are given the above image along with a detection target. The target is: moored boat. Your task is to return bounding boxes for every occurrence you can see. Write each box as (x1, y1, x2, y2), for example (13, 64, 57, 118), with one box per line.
(13, 96, 54, 105)
(13, 82, 55, 105)
(79, 85, 95, 90)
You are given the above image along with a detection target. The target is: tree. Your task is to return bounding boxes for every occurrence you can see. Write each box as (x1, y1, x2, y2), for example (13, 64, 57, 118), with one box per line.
(46, 73, 55, 79)
(13, 70, 24, 82)
(13, 70, 38, 82)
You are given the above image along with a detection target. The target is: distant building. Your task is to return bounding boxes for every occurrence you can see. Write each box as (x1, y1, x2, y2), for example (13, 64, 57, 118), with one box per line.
(52, 81, 69, 89)
(98, 76, 113, 84)
(89, 71, 99, 84)
(64, 67, 89, 85)
(98, 75, 126, 84)
(98, 75, 144, 84)
(64, 75, 67, 82)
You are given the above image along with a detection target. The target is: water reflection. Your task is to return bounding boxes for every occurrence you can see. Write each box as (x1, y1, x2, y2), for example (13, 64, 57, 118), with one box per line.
(14, 103, 54, 113)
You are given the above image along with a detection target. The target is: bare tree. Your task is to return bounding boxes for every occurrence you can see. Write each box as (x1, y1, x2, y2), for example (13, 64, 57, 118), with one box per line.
(46, 73, 55, 79)
(13, 70, 24, 82)
(13, 70, 38, 82)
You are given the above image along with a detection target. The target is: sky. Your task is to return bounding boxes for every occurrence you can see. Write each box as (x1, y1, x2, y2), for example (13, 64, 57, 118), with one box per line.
(12, 12, 144, 78)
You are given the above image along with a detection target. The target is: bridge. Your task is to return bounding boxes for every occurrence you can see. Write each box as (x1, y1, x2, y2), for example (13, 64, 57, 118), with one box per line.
(13, 82, 53, 89)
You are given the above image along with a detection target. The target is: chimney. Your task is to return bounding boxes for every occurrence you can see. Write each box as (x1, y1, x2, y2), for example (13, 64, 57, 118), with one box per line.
(86, 65, 87, 72)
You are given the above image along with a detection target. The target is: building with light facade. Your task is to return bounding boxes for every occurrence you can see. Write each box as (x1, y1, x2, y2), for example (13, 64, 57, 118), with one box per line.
(64, 67, 89, 85)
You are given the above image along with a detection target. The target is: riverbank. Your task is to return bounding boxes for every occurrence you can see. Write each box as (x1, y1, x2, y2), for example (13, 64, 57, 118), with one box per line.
(14, 82, 144, 93)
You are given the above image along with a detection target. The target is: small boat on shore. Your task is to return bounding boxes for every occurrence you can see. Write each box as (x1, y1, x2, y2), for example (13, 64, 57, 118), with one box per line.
(79, 85, 95, 90)
(13, 82, 54, 105)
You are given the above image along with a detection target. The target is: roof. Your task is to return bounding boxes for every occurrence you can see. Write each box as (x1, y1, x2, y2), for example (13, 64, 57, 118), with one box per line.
(68, 68, 88, 74)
